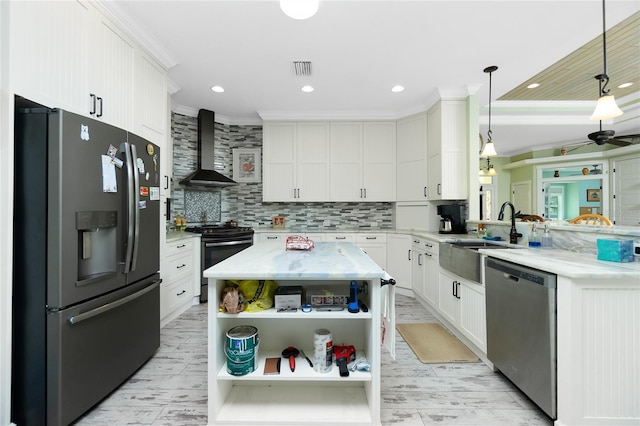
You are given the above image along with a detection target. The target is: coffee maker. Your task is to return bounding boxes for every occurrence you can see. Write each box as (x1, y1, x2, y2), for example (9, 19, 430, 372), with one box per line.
(437, 204, 467, 234)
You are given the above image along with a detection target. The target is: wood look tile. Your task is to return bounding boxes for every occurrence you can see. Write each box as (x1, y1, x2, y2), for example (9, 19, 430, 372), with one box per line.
(76, 295, 553, 426)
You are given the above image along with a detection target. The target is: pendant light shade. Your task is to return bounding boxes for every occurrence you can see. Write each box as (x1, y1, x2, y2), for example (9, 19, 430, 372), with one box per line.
(481, 65, 499, 157)
(590, 0, 624, 121)
(480, 140, 497, 157)
(590, 94, 623, 121)
(280, 0, 319, 20)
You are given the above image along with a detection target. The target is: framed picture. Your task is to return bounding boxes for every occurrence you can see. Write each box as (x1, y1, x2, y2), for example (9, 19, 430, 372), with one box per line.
(272, 216, 285, 229)
(233, 148, 261, 183)
(586, 188, 601, 202)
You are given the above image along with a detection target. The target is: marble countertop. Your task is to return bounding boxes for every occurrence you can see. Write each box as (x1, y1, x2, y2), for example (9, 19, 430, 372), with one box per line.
(203, 241, 385, 280)
(166, 231, 201, 242)
(479, 247, 640, 279)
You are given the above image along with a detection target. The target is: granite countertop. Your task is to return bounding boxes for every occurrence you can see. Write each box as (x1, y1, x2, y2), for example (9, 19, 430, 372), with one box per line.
(203, 241, 385, 280)
(479, 247, 640, 279)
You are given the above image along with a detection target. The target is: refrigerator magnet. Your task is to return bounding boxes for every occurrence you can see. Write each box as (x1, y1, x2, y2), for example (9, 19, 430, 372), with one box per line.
(136, 158, 145, 173)
(140, 186, 149, 197)
(150, 187, 160, 201)
(139, 201, 146, 209)
(146, 143, 154, 155)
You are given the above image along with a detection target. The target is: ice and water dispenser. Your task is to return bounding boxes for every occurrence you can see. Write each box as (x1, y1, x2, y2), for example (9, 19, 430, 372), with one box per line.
(76, 211, 117, 283)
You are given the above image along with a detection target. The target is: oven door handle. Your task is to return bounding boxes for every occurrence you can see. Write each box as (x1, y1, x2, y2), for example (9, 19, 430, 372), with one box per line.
(205, 240, 252, 248)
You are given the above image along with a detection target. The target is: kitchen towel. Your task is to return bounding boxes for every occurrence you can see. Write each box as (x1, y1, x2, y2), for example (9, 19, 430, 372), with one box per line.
(396, 323, 478, 363)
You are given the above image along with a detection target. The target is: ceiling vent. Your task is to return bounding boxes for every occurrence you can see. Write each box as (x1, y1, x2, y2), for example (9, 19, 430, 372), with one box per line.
(293, 61, 312, 76)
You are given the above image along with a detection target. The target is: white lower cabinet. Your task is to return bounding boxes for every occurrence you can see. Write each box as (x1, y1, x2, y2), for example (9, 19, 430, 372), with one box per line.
(438, 269, 486, 352)
(421, 240, 439, 308)
(160, 236, 200, 325)
(386, 234, 412, 290)
(411, 238, 426, 299)
(356, 233, 387, 270)
(458, 280, 487, 353)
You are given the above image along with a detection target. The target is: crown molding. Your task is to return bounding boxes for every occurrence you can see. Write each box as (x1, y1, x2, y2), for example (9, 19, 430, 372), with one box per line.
(93, 0, 178, 70)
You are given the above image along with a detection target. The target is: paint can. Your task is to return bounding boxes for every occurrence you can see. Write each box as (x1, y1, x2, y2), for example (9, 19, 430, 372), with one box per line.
(313, 328, 333, 373)
(225, 325, 259, 376)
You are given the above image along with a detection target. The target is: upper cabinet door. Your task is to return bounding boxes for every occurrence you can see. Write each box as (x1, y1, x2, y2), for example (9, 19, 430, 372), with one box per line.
(263, 123, 297, 201)
(331, 122, 363, 201)
(362, 122, 396, 201)
(89, 11, 135, 130)
(396, 113, 428, 201)
(296, 123, 330, 201)
(427, 100, 468, 201)
(10, 0, 90, 112)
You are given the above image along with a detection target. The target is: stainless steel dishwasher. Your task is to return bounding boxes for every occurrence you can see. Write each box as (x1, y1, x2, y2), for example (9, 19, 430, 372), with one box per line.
(485, 257, 557, 419)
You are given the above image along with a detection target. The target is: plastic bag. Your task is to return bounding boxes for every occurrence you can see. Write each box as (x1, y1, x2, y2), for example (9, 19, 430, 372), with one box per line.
(230, 280, 278, 312)
(219, 285, 245, 314)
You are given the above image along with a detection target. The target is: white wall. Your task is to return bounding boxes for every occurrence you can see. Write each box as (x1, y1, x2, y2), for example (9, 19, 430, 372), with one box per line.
(0, 0, 15, 423)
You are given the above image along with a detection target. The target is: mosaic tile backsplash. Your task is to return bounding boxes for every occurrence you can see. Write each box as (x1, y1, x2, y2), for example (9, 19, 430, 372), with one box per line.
(170, 113, 393, 229)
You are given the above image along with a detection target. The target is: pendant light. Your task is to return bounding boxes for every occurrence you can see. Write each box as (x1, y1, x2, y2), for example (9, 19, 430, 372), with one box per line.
(479, 158, 497, 176)
(480, 66, 498, 157)
(280, 0, 319, 20)
(590, 0, 623, 121)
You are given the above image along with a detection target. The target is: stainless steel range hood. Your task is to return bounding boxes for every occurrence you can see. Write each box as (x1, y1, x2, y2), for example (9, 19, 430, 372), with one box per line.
(180, 109, 237, 187)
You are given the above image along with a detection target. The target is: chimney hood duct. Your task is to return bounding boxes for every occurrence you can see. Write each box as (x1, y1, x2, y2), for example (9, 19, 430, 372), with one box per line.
(179, 109, 237, 187)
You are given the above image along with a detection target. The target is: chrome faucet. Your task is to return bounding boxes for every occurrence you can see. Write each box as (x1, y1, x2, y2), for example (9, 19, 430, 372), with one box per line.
(498, 201, 523, 244)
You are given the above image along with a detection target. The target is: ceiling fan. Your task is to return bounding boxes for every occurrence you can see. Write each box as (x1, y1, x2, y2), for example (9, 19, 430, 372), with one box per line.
(562, 122, 640, 154)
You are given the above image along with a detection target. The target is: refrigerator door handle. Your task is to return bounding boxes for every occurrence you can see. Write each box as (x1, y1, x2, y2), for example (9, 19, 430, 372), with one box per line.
(67, 280, 161, 325)
(123, 142, 135, 272)
(130, 143, 140, 271)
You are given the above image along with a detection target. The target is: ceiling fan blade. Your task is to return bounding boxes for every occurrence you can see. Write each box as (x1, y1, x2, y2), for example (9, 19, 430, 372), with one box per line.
(608, 138, 631, 147)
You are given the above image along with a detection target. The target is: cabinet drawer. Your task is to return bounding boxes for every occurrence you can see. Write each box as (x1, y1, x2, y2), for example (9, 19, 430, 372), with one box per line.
(422, 239, 439, 255)
(259, 233, 283, 242)
(167, 239, 194, 256)
(167, 253, 193, 281)
(163, 275, 193, 314)
(356, 233, 387, 243)
(325, 233, 356, 242)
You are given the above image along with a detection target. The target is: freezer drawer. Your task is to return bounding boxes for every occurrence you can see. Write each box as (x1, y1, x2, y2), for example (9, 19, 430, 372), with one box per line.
(12, 278, 160, 426)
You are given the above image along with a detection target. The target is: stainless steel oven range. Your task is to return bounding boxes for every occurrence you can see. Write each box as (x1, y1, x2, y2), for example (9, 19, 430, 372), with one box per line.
(185, 225, 254, 302)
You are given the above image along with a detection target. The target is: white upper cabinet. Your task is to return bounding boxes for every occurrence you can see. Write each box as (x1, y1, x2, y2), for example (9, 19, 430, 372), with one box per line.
(263, 122, 330, 202)
(427, 100, 468, 200)
(363, 122, 396, 201)
(10, 0, 90, 112)
(89, 11, 135, 130)
(9, 1, 164, 135)
(396, 113, 428, 201)
(330, 121, 396, 202)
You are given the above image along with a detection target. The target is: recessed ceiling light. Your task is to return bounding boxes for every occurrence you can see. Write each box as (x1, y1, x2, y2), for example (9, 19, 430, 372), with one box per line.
(618, 82, 633, 89)
(211, 86, 225, 93)
(527, 83, 540, 89)
(391, 85, 405, 93)
(301, 85, 314, 93)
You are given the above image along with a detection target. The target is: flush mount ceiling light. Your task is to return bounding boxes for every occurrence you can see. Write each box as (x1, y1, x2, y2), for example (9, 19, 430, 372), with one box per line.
(480, 65, 498, 157)
(527, 83, 540, 89)
(618, 82, 633, 89)
(590, 0, 623, 121)
(301, 85, 314, 93)
(280, 0, 319, 20)
(210, 85, 224, 93)
(391, 85, 405, 93)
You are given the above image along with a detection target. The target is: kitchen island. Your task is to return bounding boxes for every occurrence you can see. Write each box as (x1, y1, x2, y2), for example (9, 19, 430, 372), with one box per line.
(204, 241, 385, 425)
(480, 248, 640, 426)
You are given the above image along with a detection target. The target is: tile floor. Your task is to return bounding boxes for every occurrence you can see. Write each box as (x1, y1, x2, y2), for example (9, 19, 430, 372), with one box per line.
(75, 294, 553, 425)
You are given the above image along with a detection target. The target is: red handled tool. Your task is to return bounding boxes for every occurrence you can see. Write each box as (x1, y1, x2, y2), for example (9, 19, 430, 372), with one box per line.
(282, 346, 299, 372)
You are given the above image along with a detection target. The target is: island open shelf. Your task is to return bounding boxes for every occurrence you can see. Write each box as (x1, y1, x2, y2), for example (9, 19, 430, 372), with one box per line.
(205, 241, 385, 425)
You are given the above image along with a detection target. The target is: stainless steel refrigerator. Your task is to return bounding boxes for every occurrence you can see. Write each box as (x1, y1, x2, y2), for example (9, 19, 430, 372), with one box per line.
(12, 105, 162, 425)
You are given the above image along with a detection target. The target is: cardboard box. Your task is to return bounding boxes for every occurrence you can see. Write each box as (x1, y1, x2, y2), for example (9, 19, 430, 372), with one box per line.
(275, 286, 303, 309)
(597, 239, 634, 263)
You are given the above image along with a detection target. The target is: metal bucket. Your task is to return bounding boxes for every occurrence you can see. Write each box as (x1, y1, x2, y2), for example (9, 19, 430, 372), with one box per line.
(225, 325, 259, 376)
